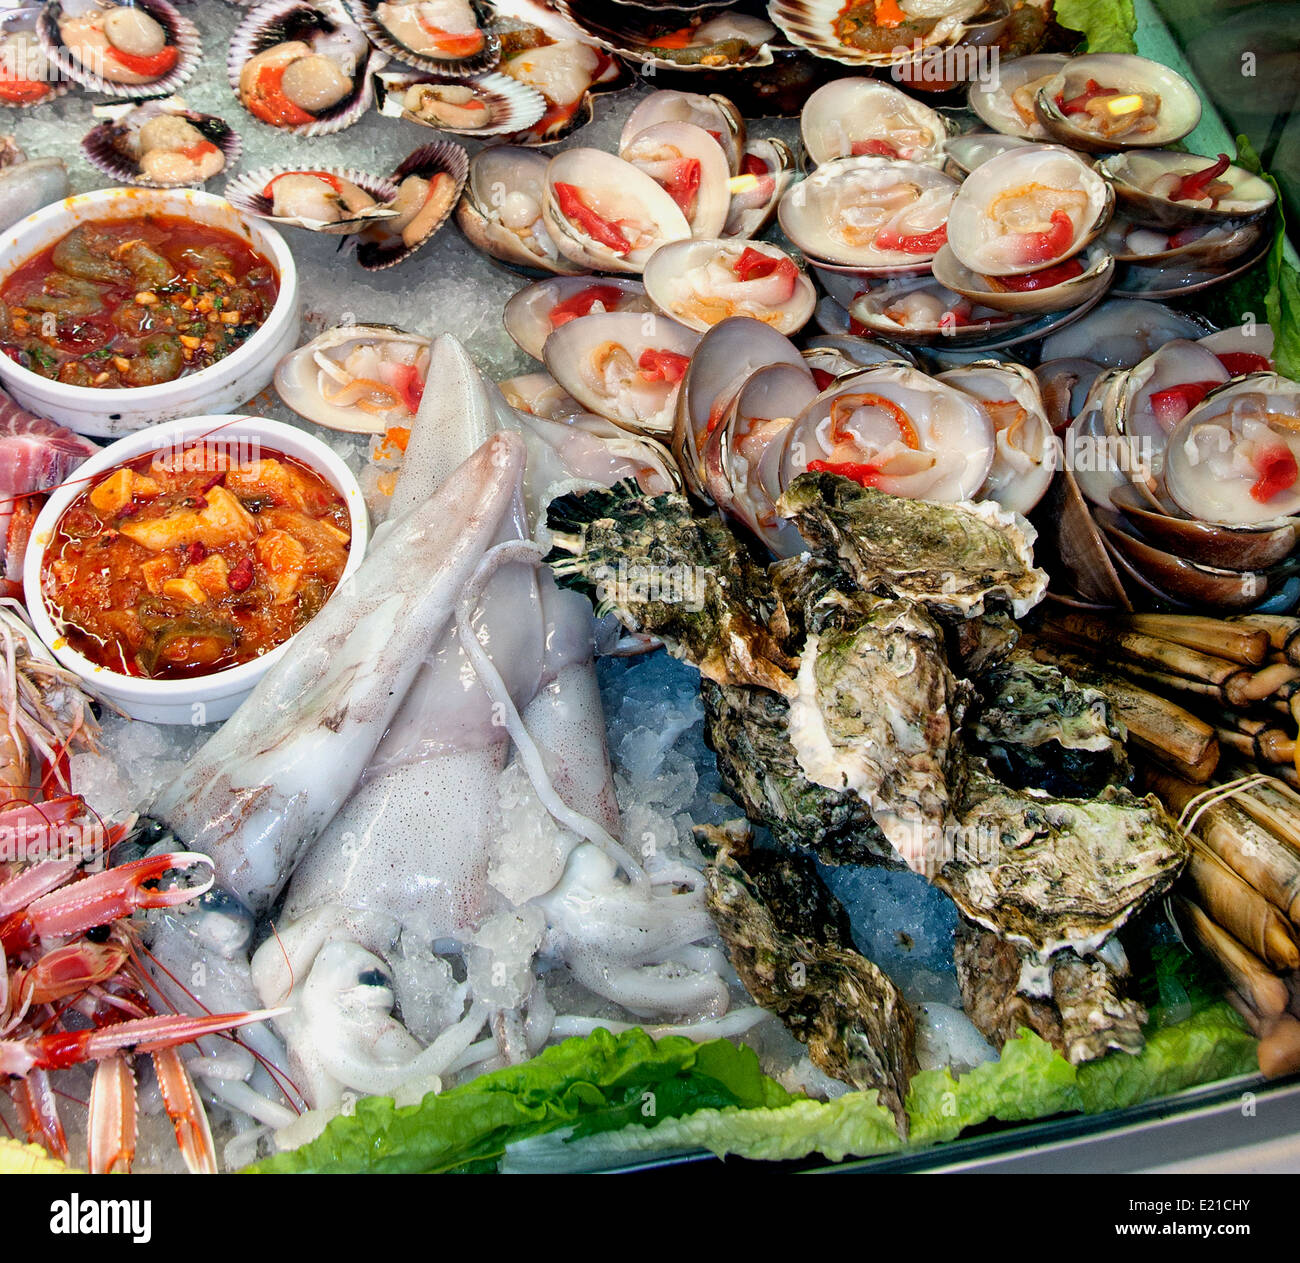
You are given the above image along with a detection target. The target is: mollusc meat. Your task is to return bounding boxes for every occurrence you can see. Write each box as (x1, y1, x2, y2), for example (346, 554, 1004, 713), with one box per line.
(350, 0, 499, 77)
(620, 121, 732, 240)
(373, 70, 544, 135)
(504, 276, 651, 362)
(81, 98, 240, 187)
(355, 141, 468, 270)
(620, 90, 745, 175)
(498, 36, 621, 146)
(801, 78, 946, 165)
(0, 8, 68, 107)
(225, 165, 398, 232)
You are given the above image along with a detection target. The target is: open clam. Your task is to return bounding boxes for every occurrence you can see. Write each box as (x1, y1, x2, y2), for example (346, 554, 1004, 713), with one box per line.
(354, 140, 468, 270)
(275, 324, 431, 433)
(81, 96, 240, 187)
(801, 78, 947, 166)
(373, 69, 544, 134)
(39, 0, 199, 98)
(504, 276, 652, 361)
(346, 0, 499, 77)
(230, 0, 381, 136)
(225, 164, 399, 233)
(932, 241, 1115, 315)
(0, 8, 69, 107)
(967, 52, 1068, 139)
(1096, 150, 1276, 230)
(844, 272, 1039, 347)
(1038, 298, 1214, 368)
(643, 238, 816, 335)
(941, 131, 1033, 177)
(1101, 214, 1267, 269)
(724, 138, 794, 240)
(1034, 53, 1202, 153)
(620, 120, 733, 240)
(620, 89, 745, 174)
(542, 309, 701, 437)
(455, 145, 586, 275)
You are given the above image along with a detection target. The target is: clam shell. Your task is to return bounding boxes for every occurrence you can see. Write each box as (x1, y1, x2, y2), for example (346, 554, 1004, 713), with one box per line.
(1110, 237, 1272, 300)
(1096, 150, 1276, 230)
(723, 137, 794, 241)
(374, 69, 544, 135)
(504, 276, 650, 361)
(0, 156, 68, 234)
(1100, 214, 1266, 268)
(355, 139, 469, 270)
(81, 100, 241, 188)
(620, 89, 745, 174)
(0, 8, 70, 108)
(224, 164, 400, 233)
(229, 0, 381, 137)
(931, 242, 1116, 315)
(966, 52, 1068, 139)
(620, 120, 732, 239)
(38, 0, 199, 99)
(1038, 298, 1214, 368)
(941, 131, 1032, 177)
(345, 0, 500, 77)
(801, 78, 948, 166)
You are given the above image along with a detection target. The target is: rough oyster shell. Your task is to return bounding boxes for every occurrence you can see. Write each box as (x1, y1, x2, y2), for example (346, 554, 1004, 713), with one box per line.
(81, 97, 240, 187)
(373, 68, 544, 134)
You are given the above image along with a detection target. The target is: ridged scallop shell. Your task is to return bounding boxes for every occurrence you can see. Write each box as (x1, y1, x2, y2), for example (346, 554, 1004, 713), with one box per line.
(355, 139, 469, 270)
(374, 69, 544, 135)
(38, 0, 200, 99)
(495, 29, 625, 146)
(0, 8, 71, 108)
(345, 0, 500, 77)
(81, 98, 241, 187)
(769, 0, 997, 67)
(225, 163, 400, 232)
(229, 0, 381, 137)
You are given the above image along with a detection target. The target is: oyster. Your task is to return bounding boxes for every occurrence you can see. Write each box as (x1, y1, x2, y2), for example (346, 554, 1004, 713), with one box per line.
(777, 472, 1049, 619)
(801, 78, 947, 166)
(0, 8, 68, 107)
(349, 0, 499, 77)
(373, 70, 545, 135)
(230, 0, 379, 136)
(224, 165, 399, 233)
(355, 140, 468, 270)
(703, 835, 917, 1132)
(81, 97, 240, 187)
(39, 0, 199, 98)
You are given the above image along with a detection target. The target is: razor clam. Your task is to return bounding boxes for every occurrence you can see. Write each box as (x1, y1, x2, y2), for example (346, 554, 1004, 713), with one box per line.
(542, 309, 700, 437)
(39, 0, 199, 98)
(347, 0, 500, 78)
(355, 140, 468, 270)
(274, 324, 432, 433)
(0, 156, 68, 234)
(504, 276, 652, 362)
(723, 138, 793, 241)
(455, 146, 586, 275)
(620, 89, 745, 175)
(620, 120, 732, 240)
(224, 164, 399, 233)
(230, 0, 380, 137)
(642, 238, 816, 336)
(0, 7, 68, 107)
(373, 69, 544, 134)
(81, 97, 240, 187)
(801, 78, 947, 166)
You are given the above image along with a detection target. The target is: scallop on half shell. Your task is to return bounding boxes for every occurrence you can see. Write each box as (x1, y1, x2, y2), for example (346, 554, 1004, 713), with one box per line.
(355, 140, 469, 270)
(373, 69, 544, 135)
(38, 0, 200, 98)
(346, 0, 500, 77)
(0, 8, 70, 108)
(81, 96, 241, 187)
(225, 164, 400, 233)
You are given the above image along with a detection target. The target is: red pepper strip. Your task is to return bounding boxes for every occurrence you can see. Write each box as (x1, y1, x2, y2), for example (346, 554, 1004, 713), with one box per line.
(873, 222, 947, 254)
(549, 284, 628, 329)
(1170, 154, 1231, 203)
(1056, 78, 1120, 115)
(0, 73, 48, 104)
(262, 170, 344, 199)
(248, 65, 316, 128)
(851, 138, 900, 158)
(107, 44, 179, 78)
(828, 392, 919, 449)
(416, 22, 485, 58)
(390, 365, 424, 414)
(1252, 444, 1299, 503)
(1013, 208, 1074, 266)
(1217, 352, 1271, 377)
(553, 182, 632, 256)
(661, 158, 701, 216)
(985, 257, 1085, 292)
(1148, 380, 1219, 428)
(228, 556, 254, 592)
(807, 459, 883, 488)
(638, 348, 690, 384)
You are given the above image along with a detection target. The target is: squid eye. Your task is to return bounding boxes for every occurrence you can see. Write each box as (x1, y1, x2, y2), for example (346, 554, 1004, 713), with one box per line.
(356, 968, 390, 988)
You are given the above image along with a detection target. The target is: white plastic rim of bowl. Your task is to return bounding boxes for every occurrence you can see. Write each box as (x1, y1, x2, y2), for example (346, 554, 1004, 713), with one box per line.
(22, 414, 369, 726)
(0, 188, 300, 437)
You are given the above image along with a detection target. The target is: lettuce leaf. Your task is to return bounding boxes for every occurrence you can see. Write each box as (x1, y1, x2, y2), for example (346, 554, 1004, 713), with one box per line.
(1053, 0, 1138, 54)
(246, 1028, 790, 1174)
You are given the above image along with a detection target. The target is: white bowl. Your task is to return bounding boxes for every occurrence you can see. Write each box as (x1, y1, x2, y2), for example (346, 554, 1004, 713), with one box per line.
(22, 415, 369, 725)
(0, 188, 300, 437)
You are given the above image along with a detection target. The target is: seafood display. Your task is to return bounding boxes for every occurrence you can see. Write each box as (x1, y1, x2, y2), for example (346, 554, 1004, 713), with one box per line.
(0, 0, 1298, 1181)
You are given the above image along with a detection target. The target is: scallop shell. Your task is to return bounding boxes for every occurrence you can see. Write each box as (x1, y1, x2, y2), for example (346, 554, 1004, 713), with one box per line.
(345, 0, 500, 77)
(769, 0, 1000, 67)
(0, 8, 71, 108)
(38, 0, 200, 99)
(355, 139, 469, 270)
(225, 164, 400, 233)
(494, 30, 625, 146)
(373, 69, 544, 134)
(81, 98, 241, 187)
(229, 0, 381, 137)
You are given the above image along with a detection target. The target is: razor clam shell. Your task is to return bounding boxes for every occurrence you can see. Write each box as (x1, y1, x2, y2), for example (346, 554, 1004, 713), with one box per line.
(0, 7, 71, 107)
(224, 164, 400, 232)
(275, 323, 432, 433)
(355, 139, 469, 270)
(374, 69, 544, 135)
(229, 0, 382, 137)
(345, 0, 500, 77)
(38, 0, 200, 99)
(81, 102, 242, 187)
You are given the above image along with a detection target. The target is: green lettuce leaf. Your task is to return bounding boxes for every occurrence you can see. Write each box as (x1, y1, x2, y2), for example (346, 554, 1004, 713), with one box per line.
(247, 1028, 790, 1174)
(1053, 0, 1138, 54)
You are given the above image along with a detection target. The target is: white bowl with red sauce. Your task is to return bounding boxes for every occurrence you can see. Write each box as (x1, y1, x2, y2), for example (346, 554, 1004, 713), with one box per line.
(22, 414, 369, 725)
(0, 187, 299, 437)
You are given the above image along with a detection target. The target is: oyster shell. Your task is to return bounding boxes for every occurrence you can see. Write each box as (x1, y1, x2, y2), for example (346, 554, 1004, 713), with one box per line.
(81, 97, 241, 187)
(347, 0, 500, 77)
(355, 140, 468, 270)
(0, 8, 69, 107)
(703, 835, 917, 1132)
(778, 472, 1049, 619)
(39, 0, 199, 98)
(373, 69, 544, 134)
